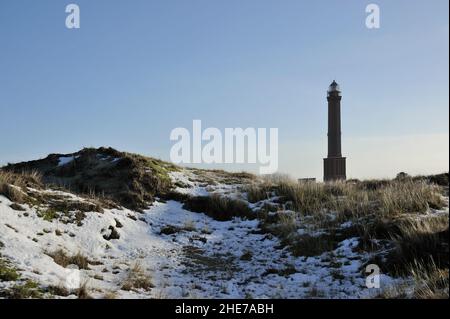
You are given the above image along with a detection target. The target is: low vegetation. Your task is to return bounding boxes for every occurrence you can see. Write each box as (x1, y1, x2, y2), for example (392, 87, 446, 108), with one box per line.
(249, 172, 448, 298)
(0, 258, 20, 281)
(2, 147, 178, 211)
(121, 262, 153, 291)
(183, 194, 253, 221)
(0, 280, 43, 299)
(1, 147, 448, 299)
(47, 249, 90, 269)
(409, 260, 449, 299)
(377, 260, 449, 299)
(243, 182, 274, 203)
(270, 178, 445, 218)
(191, 169, 255, 185)
(390, 215, 449, 271)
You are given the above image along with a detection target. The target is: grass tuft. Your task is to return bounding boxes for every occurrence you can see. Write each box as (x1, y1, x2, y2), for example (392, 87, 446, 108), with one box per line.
(121, 262, 153, 291)
(183, 194, 253, 221)
(0, 258, 20, 282)
(47, 249, 90, 270)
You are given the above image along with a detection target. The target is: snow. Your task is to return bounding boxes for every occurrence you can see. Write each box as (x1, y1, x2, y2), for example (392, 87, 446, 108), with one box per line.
(0, 169, 422, 298)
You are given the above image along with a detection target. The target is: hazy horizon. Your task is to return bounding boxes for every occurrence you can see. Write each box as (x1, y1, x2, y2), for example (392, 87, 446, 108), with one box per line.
(1, 0, 448, 180)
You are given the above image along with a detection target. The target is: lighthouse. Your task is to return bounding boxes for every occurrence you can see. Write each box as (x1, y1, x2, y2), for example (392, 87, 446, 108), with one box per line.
(324, 80, 346, 181)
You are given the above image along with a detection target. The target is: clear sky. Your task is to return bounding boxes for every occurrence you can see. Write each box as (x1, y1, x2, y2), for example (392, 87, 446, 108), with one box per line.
(0, 0, 448, 179)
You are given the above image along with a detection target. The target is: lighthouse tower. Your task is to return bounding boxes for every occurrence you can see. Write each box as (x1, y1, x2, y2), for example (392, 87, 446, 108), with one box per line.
(324, 80, 346, 181)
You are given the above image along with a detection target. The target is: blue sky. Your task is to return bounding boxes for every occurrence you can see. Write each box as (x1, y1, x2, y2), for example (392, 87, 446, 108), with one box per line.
(0, 0, 448, 179)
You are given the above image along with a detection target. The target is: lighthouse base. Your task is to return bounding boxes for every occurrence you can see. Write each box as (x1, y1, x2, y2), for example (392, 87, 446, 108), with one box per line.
(324, 157, 346, 182)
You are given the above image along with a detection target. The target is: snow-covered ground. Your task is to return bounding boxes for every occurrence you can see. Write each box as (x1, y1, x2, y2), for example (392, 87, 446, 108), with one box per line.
(0, 169, 426, 299)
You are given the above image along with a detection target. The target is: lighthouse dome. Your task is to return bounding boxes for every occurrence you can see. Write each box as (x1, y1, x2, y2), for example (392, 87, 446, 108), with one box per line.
(327, 80, 341, 96)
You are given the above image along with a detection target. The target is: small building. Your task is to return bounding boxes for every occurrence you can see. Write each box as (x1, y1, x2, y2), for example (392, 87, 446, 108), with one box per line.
(298, 178, 316, 183)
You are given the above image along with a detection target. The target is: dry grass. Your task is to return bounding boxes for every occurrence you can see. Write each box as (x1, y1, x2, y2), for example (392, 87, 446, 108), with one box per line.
(278, 212, 298, 232)
(275, 179, 450, 296)
(278, 181, 330, 214)
(0, 184, 25, 203)
(0, 170, 43, 204)
(191, 169, 255, 185)
(255, 175, 447, 268)
(268, 212, 298, 236)
(275, 180, 374, 218)
(153, 288, 168, 299)
(375, 284, 409, 299)
(262, 173, 293, 184)
(47, 280, 92, 298)
(102, 290, 118, 299)
(183, 194, 253, 221)
(410, 260, 449, 299)
(376, 260, 449, 299)
(306, 285, 325, 298)
(244, 182, 274, 203)
(3, 147, 175, 211)
(390, 215, 449, 270)
(47, 249, 90, 269)
(121, 262, 153, 291)
(0, 170, 42, 187)
(76, 280, 92, 299)
(46, 285, 70, 297)
(258, 178, 444, 221)
(0, 172, 26, 203)
(0, 170, 41, 190)
(379, 180, 445, 215)
(289, 234, 337, 257)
